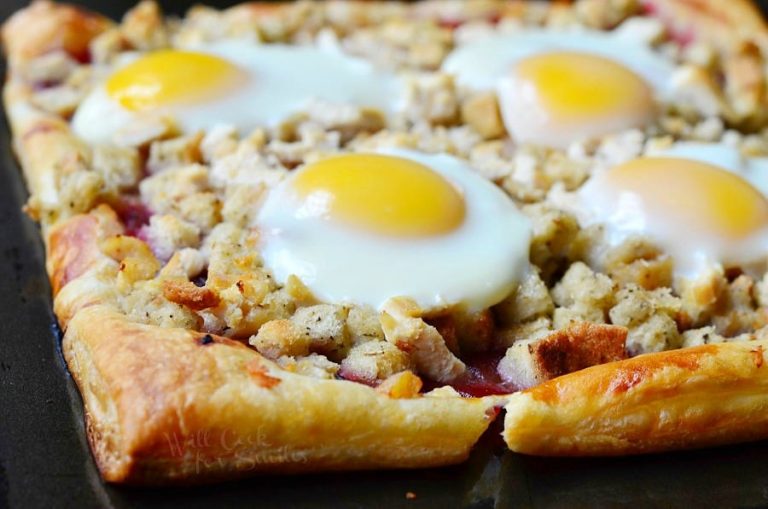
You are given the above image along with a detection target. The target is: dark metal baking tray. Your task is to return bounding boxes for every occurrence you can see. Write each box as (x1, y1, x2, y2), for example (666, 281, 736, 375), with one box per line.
(2, 1, 768, 507)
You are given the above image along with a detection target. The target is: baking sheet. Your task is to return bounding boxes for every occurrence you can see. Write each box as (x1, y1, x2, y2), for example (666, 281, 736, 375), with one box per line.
(2, 1, 768, 507)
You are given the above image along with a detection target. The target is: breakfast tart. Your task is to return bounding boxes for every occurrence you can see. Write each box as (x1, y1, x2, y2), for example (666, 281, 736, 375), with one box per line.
(3, 0, 768, 484)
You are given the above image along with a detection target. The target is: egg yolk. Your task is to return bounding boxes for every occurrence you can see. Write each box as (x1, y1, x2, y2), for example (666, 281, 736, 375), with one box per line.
(513, 51, 654, 121)
(106, 50, 247, 110)
(291, 154, 466, 237)
(606, 157, 768, 239)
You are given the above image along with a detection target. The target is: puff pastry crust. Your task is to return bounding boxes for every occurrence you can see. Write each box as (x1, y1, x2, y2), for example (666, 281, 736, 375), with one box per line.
(4, 0, 768, 485)
(51, 209, 499, 484)
(504, 340, 768, 455)
(66, 303, 498, 483)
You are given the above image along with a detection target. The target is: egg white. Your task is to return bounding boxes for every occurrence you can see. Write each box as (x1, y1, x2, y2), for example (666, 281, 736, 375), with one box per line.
(442, 29, 676, 96)
(256, 149, 531, 312)
(72, 41, 405, 145)
(442, 29, 677, 148)
(647, 141, 768, 199)
(555, 143, 768, 279)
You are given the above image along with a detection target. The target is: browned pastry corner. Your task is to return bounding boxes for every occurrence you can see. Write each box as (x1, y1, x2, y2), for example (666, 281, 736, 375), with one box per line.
(54, 208, 499, 484)
(1, 0, 112, 64)
(504, 340, 768, 455)
(65, 304, 499, 483)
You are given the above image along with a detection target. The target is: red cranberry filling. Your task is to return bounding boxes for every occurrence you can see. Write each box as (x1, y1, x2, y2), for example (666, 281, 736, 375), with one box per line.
(436, 351, 517, 398)
(112, 198, 151, 238)
(641, 0, 696, 46)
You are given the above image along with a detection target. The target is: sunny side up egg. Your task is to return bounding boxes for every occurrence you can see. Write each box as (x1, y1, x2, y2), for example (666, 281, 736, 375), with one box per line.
(442, 30, 676, 149)
(72, 41, 404, 145)
(256, 149, 532, 313)
(647, 141, 768, 199)
(569, 150, 768, 280)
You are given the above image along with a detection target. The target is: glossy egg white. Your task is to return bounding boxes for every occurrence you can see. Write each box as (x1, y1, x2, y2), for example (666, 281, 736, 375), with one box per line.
(72, 41, 405, 145)
(442, 29, 674, 93)
(442, 29, 677, 148)
(256, 148, 532, 312)
(558, 145, 768, 279)
(647, 141, 768, 198)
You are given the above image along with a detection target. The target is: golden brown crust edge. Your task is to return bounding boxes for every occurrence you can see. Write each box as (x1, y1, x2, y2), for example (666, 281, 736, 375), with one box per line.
(2, 79, 91, 226)
(51, 210, 499, 484)
(1, 0, 111, 65)
(504, 340, 768, 455)
(65, 305, 499, 484)
(1, 1, 115, 227)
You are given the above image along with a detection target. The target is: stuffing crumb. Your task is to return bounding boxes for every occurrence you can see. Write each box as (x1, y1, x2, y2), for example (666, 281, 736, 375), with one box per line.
(140, 164, 211, 211)
(498, 322, 627, 389)
(677, 267, 728, 327)
(461, 92, 505, 139)
(552, 262, 615, 328)
(380, 297, 465, 382)
(603, 238, 673, 291)
(146, 132, 203, 174)
(142, 214, 201, 261)
(158, 248, 205, 279)
(199, 124, 239, 162)
(121, 0, 168, 50)
(346, 305, 385, 345)
(608, 285, 682, 355)
(341, 340, 412, 383)
(162, 279, 220, 311)
(681, 326, 724, 348)
(624, 313, 681, 355)
(250, 319, 310, 358)
(422, 385, 461, 398)
(670, 65, 727, 118)
(19, 50, 78, 84)
(342, 19, 451, 70)
(404, 73, 460, 126)
(277, 353, 340, 379)
(202, 224, 292, 336)
(122, 280, 202, 330)
(494, 317, 553, 349)
(468, 140, 515, 181)
(302, 100, 385, 142)
(711, 275, 768, 337)
(91, 145, 142, 194)
(453, 309, 495, 355)
(221, 184, 268, 227)
(290, 304, 351, 361)
(523, 204, 582, 282)
(233, 300, 349, 360)
(609, 285, 681, 328)
(494, 271, 554, 326)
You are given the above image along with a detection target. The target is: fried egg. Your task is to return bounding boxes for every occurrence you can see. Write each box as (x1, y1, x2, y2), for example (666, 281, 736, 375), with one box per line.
(72, 41, 404, 145)
(570, 154, 768, 278)
(442, 30, 675, 148)
(256, 149, 531, 312)
(647, 141, 768, 198)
